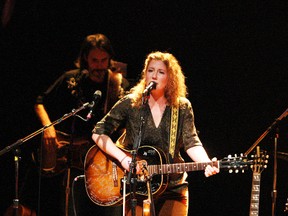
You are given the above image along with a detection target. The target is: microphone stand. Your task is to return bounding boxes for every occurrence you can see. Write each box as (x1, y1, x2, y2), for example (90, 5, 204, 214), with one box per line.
(13, 148, 21, 216)
(0, 102, 92, 216)
(285, 198, 288, 213)
(64, 114, 76, 216)
(141, 94, 156, 216)
(244, 107, 288, 216)
(0, 102, 91, 157)
(127, 93, 156, 216)
(127, 105, 145, 216)
(127, 94, 145, 216)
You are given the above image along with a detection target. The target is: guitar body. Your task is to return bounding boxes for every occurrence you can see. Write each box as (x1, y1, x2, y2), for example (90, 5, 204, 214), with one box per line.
(4, 204, 36, 216)
(84, 145, 168, 206)
(32, 131, 91, 177)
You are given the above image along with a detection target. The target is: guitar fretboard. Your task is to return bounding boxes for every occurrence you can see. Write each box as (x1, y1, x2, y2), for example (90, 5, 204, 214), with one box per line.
(147, 161, 219, 174)
(249, 173, 261, 216)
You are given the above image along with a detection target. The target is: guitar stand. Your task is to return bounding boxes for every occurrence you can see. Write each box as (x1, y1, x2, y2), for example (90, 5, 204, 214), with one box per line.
(72, 174, 85, 216)
(244, 107, 288, 216)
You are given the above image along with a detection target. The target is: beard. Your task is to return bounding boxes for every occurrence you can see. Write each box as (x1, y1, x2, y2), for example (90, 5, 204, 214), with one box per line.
(89, 69, 107, 83)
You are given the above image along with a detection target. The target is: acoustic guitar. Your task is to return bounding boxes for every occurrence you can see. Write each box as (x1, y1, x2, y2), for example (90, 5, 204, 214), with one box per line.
(32, 130, 91, 177)
(84, 145, 251, 206)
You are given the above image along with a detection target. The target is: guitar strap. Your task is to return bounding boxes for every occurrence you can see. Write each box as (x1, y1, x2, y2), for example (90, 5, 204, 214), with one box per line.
(169, 103, 179, 158)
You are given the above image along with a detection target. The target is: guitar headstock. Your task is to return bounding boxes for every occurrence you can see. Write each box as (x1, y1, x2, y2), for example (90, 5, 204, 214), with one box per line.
(220, 153, 252, 173)
(251, 146, 269, 173)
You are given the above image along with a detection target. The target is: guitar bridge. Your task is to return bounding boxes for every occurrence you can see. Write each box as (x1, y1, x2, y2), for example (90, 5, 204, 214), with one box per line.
(119, 174, 162, 197)
(112, 161, 118, 187)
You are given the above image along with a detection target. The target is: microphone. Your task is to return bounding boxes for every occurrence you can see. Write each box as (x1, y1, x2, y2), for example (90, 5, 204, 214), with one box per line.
(86, 90, 102, 120)
(143, 81, 157, 96)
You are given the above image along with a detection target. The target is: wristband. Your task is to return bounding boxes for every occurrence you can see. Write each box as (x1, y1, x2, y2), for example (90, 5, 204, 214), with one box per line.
(120, 155, 128, 164)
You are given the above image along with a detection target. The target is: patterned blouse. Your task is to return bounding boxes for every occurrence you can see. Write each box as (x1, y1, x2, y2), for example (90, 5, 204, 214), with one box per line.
(93, 94, 203, 191)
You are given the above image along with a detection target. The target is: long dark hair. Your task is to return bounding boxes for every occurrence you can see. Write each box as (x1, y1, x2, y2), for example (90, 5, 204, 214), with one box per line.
(75, 33, 115, 70)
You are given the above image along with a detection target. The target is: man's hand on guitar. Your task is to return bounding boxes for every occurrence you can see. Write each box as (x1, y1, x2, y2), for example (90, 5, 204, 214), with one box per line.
(43, 127, 62, 148)
(41, 127, 60, 171)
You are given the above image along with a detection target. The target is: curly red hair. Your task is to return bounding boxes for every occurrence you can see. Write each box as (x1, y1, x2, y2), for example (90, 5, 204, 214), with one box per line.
(130, 51, 187, 107)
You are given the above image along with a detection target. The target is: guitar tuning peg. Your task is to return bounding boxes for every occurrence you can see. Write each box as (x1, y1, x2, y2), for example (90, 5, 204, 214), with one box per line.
(228, 155, 232, 158)
(235, 169, 239, 173)
(242, 170, 245, 173)
(229, 169, 233, 173)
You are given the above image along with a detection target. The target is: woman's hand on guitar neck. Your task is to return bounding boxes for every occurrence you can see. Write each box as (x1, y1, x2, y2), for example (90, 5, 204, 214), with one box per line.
(204, 157, 219, 177)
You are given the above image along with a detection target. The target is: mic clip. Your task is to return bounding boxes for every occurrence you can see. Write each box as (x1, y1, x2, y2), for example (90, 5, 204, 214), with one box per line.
(142, 81, 157, 97)
(86, 90, 102, 120)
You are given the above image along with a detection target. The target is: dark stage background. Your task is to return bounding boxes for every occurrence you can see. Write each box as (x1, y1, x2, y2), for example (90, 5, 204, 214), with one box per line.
(1, 1, 288, 216)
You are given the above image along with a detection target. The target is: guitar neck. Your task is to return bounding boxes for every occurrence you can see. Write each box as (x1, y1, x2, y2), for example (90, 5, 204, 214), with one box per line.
(249, 173, 261, 216)
(147, 161, 219, 174)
